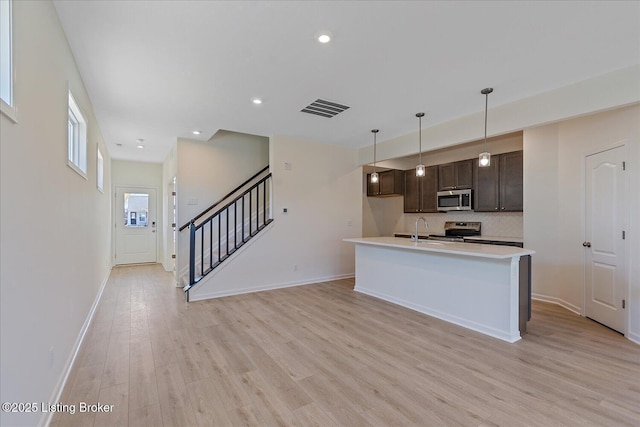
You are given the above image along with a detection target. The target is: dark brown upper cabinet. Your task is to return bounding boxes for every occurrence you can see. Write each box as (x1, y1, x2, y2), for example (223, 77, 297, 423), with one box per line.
(499, 151, 524, 211)
(438, 159, 473, 191)
(404, 166, 438, 213)
(366, 169, 404, 197)
(474, 157, 500, 211)
(474, 150, 523, 212)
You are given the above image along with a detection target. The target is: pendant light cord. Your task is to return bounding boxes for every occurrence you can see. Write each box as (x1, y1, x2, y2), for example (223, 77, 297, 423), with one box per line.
(418, 115, 422, 165)
(373, 131, 377, 174)
(484, 91, 488, 148)
(481, 88, 493, 151)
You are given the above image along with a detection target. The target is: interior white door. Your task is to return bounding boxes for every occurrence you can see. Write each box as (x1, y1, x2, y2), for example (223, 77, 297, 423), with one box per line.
(169, 178, 177, 282)
(115, 186, 157, 265)
(584, 146, 626, 333)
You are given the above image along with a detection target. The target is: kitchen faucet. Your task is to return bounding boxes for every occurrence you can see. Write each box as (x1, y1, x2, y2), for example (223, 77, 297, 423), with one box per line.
(412, 217, 428, 242)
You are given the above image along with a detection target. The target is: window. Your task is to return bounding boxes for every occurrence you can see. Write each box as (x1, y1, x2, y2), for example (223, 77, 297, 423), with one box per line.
(68, 91, 87, 178)
(0, 0, 16, 121)
(96, 147, 104, 192)
(124, 193, 149, 227)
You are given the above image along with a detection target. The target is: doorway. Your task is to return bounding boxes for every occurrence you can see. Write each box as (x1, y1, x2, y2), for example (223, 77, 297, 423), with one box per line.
(584, 145, 626, 334)
(115, 186, 158, 265)
(168, 177, 177, 283)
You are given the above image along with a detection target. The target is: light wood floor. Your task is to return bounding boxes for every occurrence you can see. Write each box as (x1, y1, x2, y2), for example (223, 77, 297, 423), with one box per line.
(52, 264, 640, 427)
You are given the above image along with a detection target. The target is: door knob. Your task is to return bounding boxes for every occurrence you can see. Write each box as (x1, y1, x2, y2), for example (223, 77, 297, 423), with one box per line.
(583, 241, 591, 247)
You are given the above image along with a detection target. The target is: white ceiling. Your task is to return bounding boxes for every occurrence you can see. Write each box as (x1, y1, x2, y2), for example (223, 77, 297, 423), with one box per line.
(53, 1, 640, 163)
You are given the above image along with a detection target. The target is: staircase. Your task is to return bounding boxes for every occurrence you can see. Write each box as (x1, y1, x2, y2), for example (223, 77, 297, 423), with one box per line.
(179, 166, 273, 301)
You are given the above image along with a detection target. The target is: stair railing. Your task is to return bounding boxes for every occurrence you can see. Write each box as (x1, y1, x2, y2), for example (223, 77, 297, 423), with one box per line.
(178, 165, 269, 232)
(183, 171, 272, 298)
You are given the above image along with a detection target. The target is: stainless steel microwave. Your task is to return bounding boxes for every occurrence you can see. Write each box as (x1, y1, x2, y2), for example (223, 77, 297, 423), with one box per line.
(437, 189, 472, 211)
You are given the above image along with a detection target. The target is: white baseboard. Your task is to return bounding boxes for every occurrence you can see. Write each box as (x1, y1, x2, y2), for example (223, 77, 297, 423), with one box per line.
(355, 286, 521, 343)
(531, 293, 582, 315)
(41, 268, 111, 427)
(189, 273, 354, 302)
(532, 294, 640, 346)
(627, 331, 640, 345)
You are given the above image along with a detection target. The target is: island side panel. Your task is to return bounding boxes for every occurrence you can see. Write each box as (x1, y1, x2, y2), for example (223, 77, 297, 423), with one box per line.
(353, 243, 521, 343)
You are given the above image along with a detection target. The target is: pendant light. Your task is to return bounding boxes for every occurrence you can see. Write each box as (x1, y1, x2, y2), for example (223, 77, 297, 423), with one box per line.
(479, 88, 493, 167)
(415, 112, 425, 177)
(370, 129, 379, 183)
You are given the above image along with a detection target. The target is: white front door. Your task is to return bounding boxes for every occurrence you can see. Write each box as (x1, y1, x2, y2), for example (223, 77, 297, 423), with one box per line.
(584, 146, 626, 333)
(115, 186, 157, 265)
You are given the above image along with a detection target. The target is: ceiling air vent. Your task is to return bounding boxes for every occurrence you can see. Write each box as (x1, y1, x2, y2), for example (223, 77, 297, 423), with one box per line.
(300, 99, 350, 118)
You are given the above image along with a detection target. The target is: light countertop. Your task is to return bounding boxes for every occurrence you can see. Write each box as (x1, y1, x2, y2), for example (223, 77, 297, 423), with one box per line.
(393, 233, 524, 243)
(344, 237, 534, 259)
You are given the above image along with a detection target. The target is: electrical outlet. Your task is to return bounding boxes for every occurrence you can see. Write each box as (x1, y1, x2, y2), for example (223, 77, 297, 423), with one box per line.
(283, 208, 288, 214)
(293, 264, 298, 272)
(347, 220, 353, 227)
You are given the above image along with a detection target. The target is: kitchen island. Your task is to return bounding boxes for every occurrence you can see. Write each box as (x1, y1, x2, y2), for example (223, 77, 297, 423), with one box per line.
(343, 237, 534, 343)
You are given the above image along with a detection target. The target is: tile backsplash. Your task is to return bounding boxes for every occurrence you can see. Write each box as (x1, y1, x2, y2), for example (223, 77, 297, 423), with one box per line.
(401, 212, 523, 238)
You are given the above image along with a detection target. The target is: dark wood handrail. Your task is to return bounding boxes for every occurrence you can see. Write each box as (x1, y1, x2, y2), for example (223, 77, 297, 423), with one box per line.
(179, 165, 269, 231)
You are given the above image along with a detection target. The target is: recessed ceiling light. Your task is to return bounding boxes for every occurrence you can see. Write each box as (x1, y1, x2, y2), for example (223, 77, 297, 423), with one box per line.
(137, 145, 144, 149)
(318, 34, 331, 44)
(192, 130, 202, 135)
(116, 143, 123, 147)
(252, 98, 263, 105)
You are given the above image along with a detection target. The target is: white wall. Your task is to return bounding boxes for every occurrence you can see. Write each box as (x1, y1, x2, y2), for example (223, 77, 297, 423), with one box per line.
(176, 132, 269, 284)
(522, 125, 560, 301)
(189, 135, 363, 300)
(0, 2, 112, 426)
(111, 159, 163, 188)
(372, 132, 523, 170)
(360, 65, 640, 165)
(362, 195, 404, 237)
(111, 159, 163, 264)
(524, 104, 640, 341)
